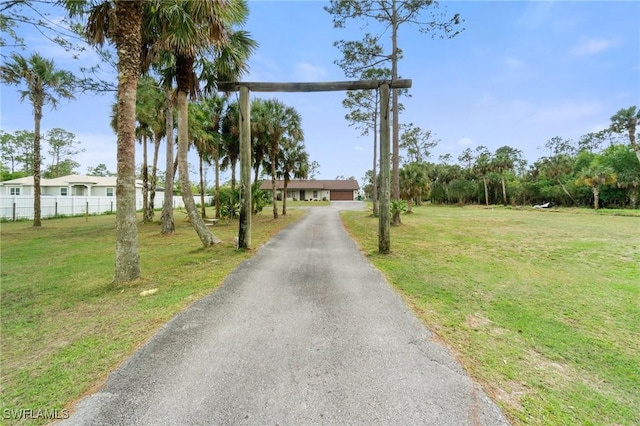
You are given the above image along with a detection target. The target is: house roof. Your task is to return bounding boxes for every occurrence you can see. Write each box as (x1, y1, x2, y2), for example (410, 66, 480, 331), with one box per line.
(259, 180, 359, 191)
(0, 175, 143, 187)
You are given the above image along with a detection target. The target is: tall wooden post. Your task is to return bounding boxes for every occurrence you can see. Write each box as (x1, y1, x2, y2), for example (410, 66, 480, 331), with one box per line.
(379, 83, 391, 254)
(238, 86, 252, 249)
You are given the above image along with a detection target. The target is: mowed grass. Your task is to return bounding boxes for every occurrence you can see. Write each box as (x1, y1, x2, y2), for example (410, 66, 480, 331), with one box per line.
(0, 208, 303, 424)
(342, 205, 640, 425)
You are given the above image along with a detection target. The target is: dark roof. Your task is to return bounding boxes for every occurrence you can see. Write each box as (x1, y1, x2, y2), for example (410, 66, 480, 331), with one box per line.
(259, 180, 359, 191)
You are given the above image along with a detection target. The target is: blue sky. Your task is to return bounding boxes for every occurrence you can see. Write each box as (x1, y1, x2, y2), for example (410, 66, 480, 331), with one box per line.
(1, 1, 639, 186)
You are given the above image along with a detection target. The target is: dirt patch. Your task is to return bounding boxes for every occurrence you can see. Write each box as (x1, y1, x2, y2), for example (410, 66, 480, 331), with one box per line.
(465, 312, 493, 329)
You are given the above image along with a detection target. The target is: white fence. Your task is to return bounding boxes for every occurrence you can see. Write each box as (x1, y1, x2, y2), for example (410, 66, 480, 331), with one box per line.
(0, 195, 213, 221)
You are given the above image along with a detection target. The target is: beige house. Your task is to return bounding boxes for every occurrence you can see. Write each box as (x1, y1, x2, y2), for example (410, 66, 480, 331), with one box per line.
(259, 180, 360, 201)
(0, 175, 143, 197)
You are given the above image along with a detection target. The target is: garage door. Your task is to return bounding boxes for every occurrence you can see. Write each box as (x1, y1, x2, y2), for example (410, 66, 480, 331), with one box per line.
(330, 190, 353, 201)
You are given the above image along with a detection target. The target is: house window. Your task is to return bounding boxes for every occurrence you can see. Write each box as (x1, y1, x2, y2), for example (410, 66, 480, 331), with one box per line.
(106, 187, 114, 197)
(10, 187, 20, 196)
(60, 187, 68, 196)
(313, 190, 318, 199)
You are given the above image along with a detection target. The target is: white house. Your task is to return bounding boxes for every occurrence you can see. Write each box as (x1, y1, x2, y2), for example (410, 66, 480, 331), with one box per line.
(0, 175, 143, 197)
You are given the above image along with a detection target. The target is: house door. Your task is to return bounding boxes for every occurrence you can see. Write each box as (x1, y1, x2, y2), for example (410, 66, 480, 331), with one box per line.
(299, 190, 305, 200)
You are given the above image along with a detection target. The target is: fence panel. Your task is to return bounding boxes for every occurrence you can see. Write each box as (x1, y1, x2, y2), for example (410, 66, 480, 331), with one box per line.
(0, 195, 213, 221)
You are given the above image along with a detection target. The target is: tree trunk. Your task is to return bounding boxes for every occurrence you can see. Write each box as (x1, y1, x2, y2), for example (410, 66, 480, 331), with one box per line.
(483, 176, 489, 206)
(230, 159, 237, 191)
(501, 176, 508, 206)
(177, 89, 220, 246)
(33, 106, 42, 227)
(558, 180, 578, 206)
(271, 149, 278, 219)
(214, 147, 220, 219)
(148, 133, 161, 221)
(199, 153, 207, 218)
(161, 89, 175, 234)
(629, 127, 640, 164)
(282, 180, 288, 216)
(253, 163, 261, 186)
(629, 186, 638, 209)
(592, 186, 600, 210)
(142, 133, 149, 222)
(113, 0, 142, 283)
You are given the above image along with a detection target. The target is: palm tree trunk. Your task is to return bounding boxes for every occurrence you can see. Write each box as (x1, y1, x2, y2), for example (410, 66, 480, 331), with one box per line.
(231, 160, 237, 191)
(253, 164, 260, 185)
(282, 180, 288, 216)
(214, 147, 220, 219)
(113, 0, 142, 283)
(271, 148, 278, 219)
(483, 176, 489, 206)
(148, 133, 161, 221)
(142, 133, 149, 222)
(161, 89, 175, 234)
(501, 176, 508, 206)
(592, 186, 600, 210)
(177, 90, 220, 246)
(199, 153, 206, 218)
(33, 106, 42, 227)
(629, 186, 638, 209)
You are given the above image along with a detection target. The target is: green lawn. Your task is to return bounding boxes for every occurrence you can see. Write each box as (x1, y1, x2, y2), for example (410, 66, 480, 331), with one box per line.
(342, 205, 640, 425)
(0, 209, 303, 424)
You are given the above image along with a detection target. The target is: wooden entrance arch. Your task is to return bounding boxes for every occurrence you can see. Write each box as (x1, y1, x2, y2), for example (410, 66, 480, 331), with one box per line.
(217, 79, 412, 253)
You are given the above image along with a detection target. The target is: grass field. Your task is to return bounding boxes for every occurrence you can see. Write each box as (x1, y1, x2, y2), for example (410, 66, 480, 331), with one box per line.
(342, 205, 640, 425)
(0, 208, 303, 424)
(2, 204, 638, 425)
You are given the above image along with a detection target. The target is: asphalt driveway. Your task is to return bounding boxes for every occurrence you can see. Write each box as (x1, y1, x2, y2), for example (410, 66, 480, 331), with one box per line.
(60, 201, 509, 425)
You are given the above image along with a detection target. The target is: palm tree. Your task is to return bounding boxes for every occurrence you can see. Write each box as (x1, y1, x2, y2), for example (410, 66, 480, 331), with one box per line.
(492, 146, 520, 206)
(67, 0, 145, 283)
(198, 94, 227, 218)
(399, 162, 430, 213)
(253, 99, 304, 219)
(577, 163, 617, 210)
(609, 106, 640, 164)
(136, 75, 166, 222)
(539, 154, 577, 206)
(152, 53, 178, 234)
(473, 147, 492, 206)
(221, 101, 241, 191)
(148, 0, 251, 247)
(277, 137, 309, 215)
(250, 98, 270, 184)
(1, 53, 75, 227)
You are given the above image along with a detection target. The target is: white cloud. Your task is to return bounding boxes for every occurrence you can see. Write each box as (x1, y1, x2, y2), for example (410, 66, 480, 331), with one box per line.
(247, 54, 282, 81)
(457, 138, 474, 146)
(571, 39, 615, 57)
(293, 62, 327, 82)
(531, 101, 601, 125)
(505, 56, 525, 70)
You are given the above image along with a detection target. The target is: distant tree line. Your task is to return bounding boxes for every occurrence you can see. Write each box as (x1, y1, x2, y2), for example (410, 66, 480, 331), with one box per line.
(0, 128, 84, 180)
(362, 106, 640, 211)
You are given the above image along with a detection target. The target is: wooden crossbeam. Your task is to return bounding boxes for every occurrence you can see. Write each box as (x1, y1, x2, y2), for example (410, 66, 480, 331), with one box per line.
(217, 79, 412, 93)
